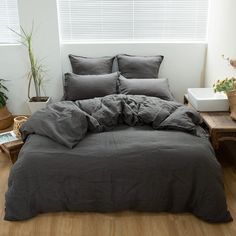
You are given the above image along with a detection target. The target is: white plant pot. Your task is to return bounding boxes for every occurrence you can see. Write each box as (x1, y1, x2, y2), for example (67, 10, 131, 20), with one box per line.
(27, 97, 51, 114)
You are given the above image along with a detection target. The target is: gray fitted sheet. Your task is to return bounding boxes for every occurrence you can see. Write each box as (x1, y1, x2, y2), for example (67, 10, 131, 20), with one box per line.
(5, 125, 232, 222)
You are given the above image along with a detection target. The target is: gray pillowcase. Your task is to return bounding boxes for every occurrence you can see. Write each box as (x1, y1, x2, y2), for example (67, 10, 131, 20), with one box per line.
(64, 72, 119, 101)
(69, 54, 115, 75)
(117, 54, 164, 78)
(118, 75, 174, 101)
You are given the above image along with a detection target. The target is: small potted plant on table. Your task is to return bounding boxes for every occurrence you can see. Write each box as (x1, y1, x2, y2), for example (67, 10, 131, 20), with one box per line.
(0, 79, 13, 130)
(214, 77, 236, 120)
(214, 55, 236, 120)
(11, 26, 50, 114)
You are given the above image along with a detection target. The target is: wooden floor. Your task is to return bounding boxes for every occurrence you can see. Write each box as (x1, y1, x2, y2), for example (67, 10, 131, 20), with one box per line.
(0, 152, 236, 236)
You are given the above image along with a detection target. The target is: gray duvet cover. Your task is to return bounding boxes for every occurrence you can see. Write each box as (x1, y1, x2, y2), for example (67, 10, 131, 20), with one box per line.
(5, 95, 232, 222)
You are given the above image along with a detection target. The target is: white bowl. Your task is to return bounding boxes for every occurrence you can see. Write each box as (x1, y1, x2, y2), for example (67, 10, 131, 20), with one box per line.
(187, 88, 229, 112)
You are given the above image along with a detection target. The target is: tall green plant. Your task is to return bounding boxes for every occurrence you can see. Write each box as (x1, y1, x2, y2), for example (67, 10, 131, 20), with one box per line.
(0, 79, 8, 109)
(10, 25, 45, 101)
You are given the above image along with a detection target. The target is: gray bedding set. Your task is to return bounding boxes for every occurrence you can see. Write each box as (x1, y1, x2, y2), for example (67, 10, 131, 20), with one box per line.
(5, 95, 232, 222)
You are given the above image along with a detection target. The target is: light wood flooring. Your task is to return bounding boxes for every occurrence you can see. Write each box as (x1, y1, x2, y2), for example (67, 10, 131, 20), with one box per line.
(0, 150, 236, 236)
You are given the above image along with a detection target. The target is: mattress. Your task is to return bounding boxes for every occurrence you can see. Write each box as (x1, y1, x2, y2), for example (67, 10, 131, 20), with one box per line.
(5, 125, 232, 222)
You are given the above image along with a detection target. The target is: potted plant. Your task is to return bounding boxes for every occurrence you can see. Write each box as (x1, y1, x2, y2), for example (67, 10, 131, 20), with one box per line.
(0, 79, 13, 130)
(213, 77, 236, 120)
(11, 26, 50, 114)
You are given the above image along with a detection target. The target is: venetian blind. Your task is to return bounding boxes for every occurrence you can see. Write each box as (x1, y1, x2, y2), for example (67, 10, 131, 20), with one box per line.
(57, 0, 208, 43)
(0, 0, 20, 44)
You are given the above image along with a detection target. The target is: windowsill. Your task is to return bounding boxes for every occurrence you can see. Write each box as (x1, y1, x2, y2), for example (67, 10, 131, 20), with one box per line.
(60, 41, 207, 45)
(0, 43, 21, 47)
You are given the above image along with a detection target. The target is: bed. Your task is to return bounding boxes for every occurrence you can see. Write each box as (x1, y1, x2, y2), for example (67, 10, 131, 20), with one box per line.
(4, 54, 232, 222)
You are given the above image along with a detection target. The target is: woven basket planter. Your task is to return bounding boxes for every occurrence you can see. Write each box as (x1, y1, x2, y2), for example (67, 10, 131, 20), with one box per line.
(0, 106, 13, 130)
(227, 90, 236, 120)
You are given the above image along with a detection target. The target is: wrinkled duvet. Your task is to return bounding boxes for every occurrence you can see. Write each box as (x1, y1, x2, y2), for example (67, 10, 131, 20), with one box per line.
(5, 95, 232, 222)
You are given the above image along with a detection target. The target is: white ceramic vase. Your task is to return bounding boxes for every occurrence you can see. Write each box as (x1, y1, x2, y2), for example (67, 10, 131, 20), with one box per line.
(27, 97, 51, 114)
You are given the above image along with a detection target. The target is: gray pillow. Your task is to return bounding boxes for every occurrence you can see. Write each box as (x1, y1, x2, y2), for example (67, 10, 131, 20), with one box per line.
(118, 75, 174, 101)
(64, 72, 119, 101)
(117, 54, 164, 78)
(69, 54, 115, 75)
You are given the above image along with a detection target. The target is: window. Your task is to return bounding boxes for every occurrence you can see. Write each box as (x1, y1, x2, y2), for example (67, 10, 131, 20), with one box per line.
(0, 0, 20, 44)
(57, 0, 209, 43)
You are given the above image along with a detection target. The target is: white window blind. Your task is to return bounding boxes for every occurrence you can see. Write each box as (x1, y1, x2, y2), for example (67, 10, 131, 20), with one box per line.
(57, 0, 208, 43)
(0, 0, 20, 44)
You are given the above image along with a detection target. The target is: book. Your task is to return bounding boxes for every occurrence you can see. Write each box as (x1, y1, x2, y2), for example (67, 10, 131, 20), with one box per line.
(0, 131, 18, 145)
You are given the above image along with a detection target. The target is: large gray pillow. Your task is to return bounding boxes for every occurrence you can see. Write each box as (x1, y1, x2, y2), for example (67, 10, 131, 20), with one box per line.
(118, 75, 174, 101)
(64, 72, 119, 101)
(117, 54, 164, 78)
(69, 54, 115, 75)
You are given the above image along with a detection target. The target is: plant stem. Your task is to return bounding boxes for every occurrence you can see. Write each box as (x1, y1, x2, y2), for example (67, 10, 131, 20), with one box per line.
(27, 75, 32, 100)
(28, 38, 40, 98)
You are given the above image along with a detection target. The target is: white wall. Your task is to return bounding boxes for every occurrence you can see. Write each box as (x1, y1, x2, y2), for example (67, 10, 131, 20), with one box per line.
(0, 45, 28, 114)
(205, 0, 236, 87)
(0, 0, 63, 115)
(0, 0, 206, 115)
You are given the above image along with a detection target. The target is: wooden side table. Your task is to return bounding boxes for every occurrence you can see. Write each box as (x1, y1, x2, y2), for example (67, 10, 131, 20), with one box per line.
(200, 112, 236, 150)
(0, 139, 24, 164)
(0, 115, 29, 163)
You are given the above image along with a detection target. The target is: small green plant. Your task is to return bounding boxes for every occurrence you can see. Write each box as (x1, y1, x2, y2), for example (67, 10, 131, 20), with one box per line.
(213, 77, 236, 93)
(214, 55, 236, 93)
(0, 78, 8, 109)
(10, 24, 46, 101)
